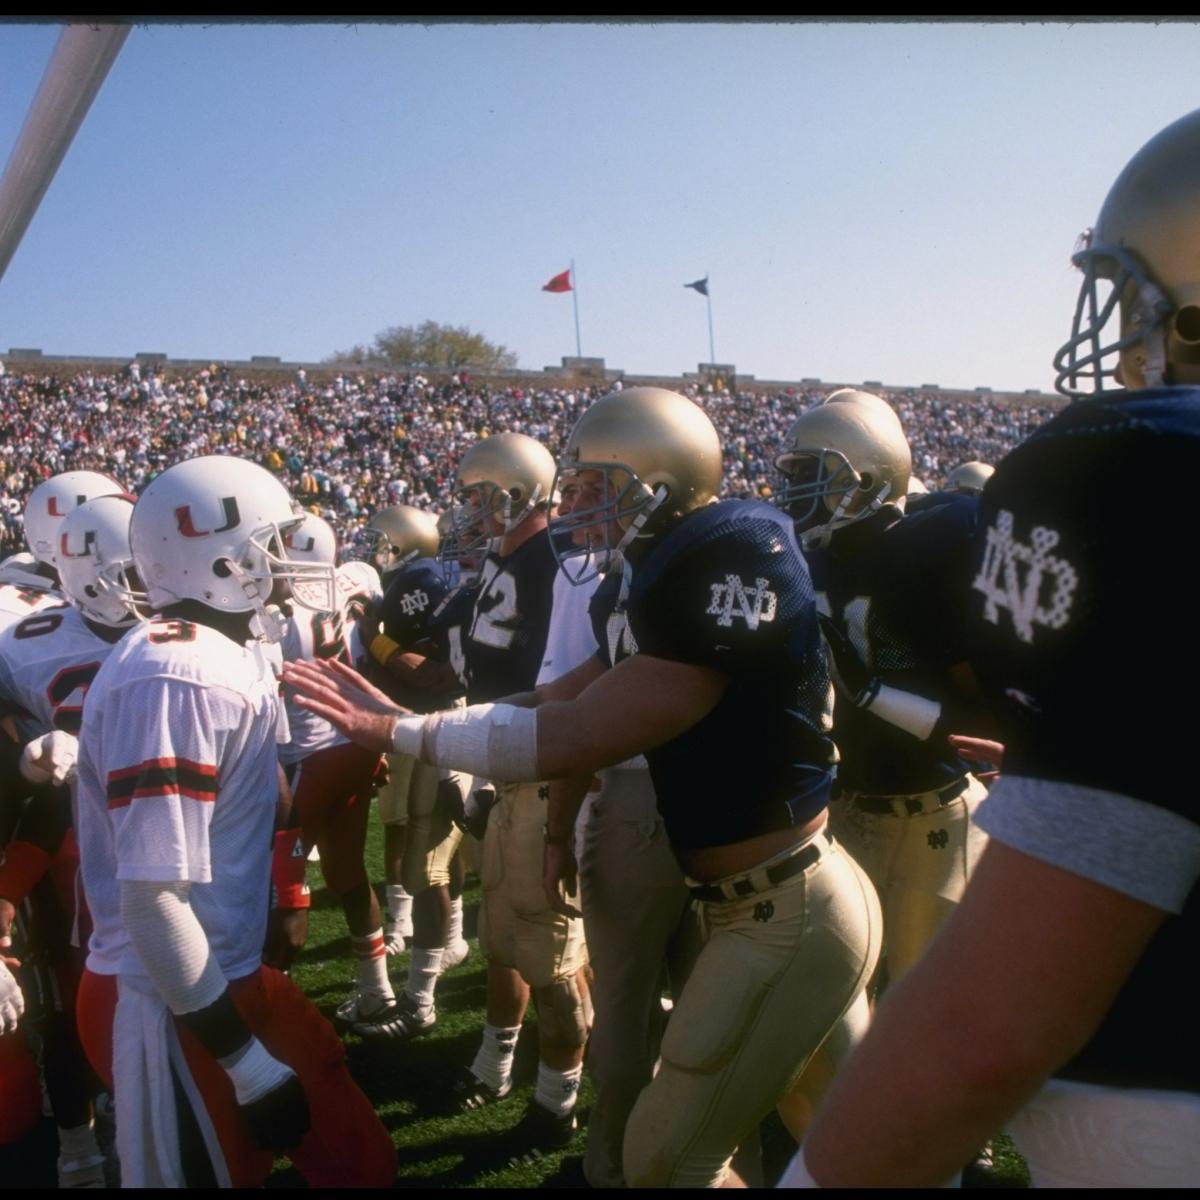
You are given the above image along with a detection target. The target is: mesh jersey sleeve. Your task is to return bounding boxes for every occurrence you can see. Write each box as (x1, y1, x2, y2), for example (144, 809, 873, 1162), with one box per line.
(104, 677, 227, 885)
(630, 514, 817, 674)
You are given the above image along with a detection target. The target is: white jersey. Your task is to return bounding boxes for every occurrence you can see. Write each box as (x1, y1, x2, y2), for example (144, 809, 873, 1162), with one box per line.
(536, 561, 601, 688)
(278, 564, 381, 766)
(76, 618, 281, 983)
(0, 578, 63, 635)
(0, 602, 119, 735)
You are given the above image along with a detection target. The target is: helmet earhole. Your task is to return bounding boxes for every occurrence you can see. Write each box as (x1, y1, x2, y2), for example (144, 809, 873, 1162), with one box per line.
(858, 472, 875, 492)
(213, 559, 233, 579)
(1174, 305, 1200, 344)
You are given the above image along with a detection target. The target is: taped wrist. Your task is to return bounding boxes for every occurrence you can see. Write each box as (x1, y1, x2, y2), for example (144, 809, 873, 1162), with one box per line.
(219, 1035, 295, 1105)
(271, 829, 310, 909)
(864, 684, 942, 741)
(0, 839, 52, 907)
(391, 703, 538, 782)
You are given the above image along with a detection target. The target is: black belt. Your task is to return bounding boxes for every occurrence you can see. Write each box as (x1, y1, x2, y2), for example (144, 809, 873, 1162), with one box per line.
(688, 834, 828, 904)
(840, 775, 970, 817)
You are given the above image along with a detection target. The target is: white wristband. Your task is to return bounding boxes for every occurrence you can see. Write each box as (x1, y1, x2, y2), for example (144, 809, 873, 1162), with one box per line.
(221, 1036, 295, 1105)
(865, 684, 942, 742)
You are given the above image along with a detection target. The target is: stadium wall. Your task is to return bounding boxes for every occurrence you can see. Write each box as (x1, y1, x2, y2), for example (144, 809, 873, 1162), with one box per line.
(1, 347, 1063, 410)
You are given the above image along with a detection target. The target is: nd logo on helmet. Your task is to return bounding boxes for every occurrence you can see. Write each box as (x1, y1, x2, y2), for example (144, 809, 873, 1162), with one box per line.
(47, 494, 87, 516)
(175, 498, 241, 538)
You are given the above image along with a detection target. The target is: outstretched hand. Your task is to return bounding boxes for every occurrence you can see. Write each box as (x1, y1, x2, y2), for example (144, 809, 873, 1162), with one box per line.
(282, 658, 408, 755)
(947, 734, 1004, 784)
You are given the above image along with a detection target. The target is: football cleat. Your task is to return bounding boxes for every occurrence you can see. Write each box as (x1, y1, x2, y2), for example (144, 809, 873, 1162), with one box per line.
(446, 1064, 512, 1113)
(57, 1153, 108, 1189)
(490, 1099, 578, 1166)
(350, 990, 436, 1041)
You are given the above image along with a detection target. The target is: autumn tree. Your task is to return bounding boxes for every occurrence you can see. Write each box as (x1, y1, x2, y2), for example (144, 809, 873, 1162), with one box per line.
(327, 320, 518, 371)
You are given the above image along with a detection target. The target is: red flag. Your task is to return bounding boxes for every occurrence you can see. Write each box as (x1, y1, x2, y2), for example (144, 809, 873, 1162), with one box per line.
(542, 268, 572, 293)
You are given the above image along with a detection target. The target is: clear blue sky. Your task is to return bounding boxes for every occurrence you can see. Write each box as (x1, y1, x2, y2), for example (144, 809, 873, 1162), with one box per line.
(2, 19, 1199, 393)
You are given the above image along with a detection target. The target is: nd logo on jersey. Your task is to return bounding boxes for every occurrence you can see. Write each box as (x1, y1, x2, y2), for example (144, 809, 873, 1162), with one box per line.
(707, 574, 778, 631)
(398, 588, 430, 617)
(973, 509, 1078, 645)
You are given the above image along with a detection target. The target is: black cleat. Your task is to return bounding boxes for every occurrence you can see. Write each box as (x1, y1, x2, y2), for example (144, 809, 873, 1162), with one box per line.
(446, 1064, 512, 1113)
(491, 1100, 578, 1166)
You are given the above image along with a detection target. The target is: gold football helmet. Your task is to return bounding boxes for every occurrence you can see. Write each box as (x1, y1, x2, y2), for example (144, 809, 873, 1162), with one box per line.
(775, 400, 911, 546)
(1055, 107, 1200, 395)
(945, 461, 994, 497)
(552, 387, 723, 582)
(363, 504, 439, 574)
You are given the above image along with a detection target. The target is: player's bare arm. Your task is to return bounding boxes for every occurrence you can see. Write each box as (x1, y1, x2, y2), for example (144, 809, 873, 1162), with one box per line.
(285, 651, 726, 780)
(795, 839, 1167, 1187)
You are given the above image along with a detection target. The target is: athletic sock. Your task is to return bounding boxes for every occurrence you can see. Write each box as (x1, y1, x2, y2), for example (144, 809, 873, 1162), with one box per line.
(405, 947, 444, 1012)
(446, 895, 465, 946)
(57, 1120, 102, 1163)
(534, 1061, 583, 1117)
(386, 884, 414, 934)
(470, 1022, 521, 1093)
(351, 929, 395, 1002)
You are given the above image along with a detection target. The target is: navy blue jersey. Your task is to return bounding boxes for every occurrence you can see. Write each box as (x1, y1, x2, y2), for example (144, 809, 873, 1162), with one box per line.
(807, 494, 982, 794)
(622, 500, 836, 851)
(463, 528, 557, 703)
(968, 386, 1200, 1091)
(371, 557, 460, 713)
(588, 569, 634, 670)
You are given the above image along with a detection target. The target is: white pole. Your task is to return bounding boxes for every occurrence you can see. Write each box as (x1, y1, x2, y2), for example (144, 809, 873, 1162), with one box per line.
(0, 24, 131, 285)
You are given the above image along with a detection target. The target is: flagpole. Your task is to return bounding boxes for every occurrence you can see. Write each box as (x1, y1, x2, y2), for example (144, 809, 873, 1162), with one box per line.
(705, 271, 715, 364)
(571, 258, 582, 357)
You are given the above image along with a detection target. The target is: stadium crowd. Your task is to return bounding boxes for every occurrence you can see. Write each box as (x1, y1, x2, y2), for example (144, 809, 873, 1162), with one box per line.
(0, 366, 1058, 554)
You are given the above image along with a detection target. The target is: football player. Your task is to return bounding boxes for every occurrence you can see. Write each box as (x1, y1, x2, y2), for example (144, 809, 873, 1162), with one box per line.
(285, 388, 882, 1188)
(71, 455, 395, 1188)
(274, 514, 393, 1017)
(433, 433, 593, 1152)
(783, 108, 1200, 1187)
(0, 494, 144, 1187)
(774, 393, 993, 991)
(944, 460, 995, 497)
(355, 503, 477, 1038)
(537, 468, 691, 1189)
(359, 503, 446, 959)
(0, 469, 126, 634)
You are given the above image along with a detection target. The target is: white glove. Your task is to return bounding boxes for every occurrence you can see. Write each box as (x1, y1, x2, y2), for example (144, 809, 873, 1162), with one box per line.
(0, 959, 24, 1034)
(19, 730, 80, 787)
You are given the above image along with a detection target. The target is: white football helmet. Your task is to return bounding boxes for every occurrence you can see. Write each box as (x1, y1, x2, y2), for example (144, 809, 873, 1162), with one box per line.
(280, 512, 339, 611)
(56, 496, 146, 627)
(24, 471, 126, 568)
(130, 456, 335, 629)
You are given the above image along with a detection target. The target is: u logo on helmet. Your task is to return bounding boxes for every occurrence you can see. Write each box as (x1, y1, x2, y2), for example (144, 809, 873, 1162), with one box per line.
(285, 532, 315, 553)
(59, 530, 97, 559)
(174, 497, 241, 538)
(48, 494, 87, 517)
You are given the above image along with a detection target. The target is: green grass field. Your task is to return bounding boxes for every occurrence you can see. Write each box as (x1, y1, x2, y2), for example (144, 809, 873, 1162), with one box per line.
(274, 804, 1028, 1189)
(1, 799, 1028, 1187)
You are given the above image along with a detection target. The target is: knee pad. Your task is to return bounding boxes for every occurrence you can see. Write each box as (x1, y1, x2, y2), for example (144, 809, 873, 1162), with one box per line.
(534, 973, 593, 1048)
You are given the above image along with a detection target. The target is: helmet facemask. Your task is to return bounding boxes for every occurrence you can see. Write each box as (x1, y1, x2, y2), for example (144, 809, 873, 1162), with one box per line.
(1054, 233, 1173, 397)
(548, 461, 667, 586)
(775, 448, 895, 550)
